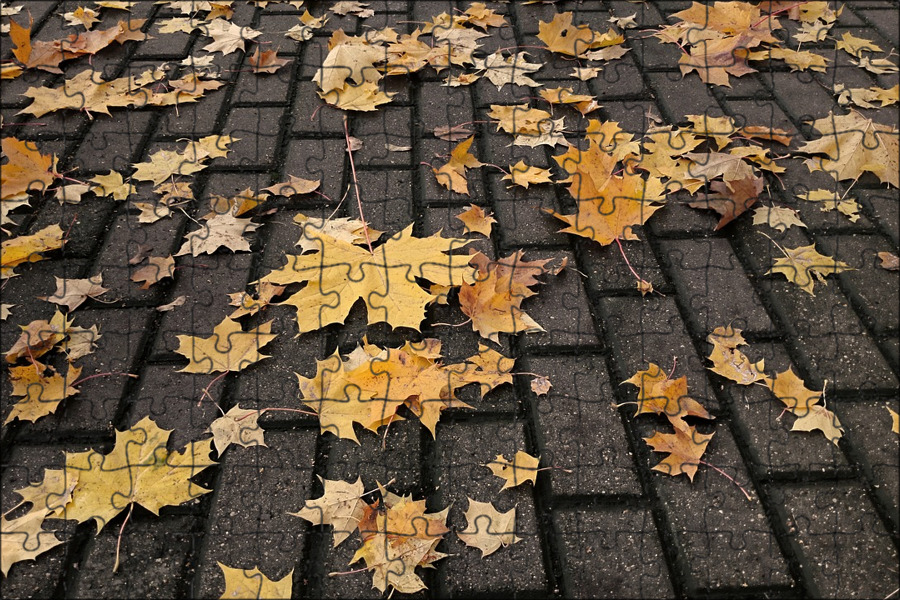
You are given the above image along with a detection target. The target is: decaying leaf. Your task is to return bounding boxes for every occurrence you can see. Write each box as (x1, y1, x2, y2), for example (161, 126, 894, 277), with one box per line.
(501, 160, 553, 189)
(262, 175, 320, 197)
(1, 137, 59, 201)
(39, 275, 109, 311)
(877, 252, 899, 271)
(797, 189, 861, 223)
(752, 206, 806, 232)
(769, 368, 843, 445)
(455, 204, 496, 237)
(130, 255, 175, 289)
(175, 212, 260, 256)
(766, 243, 853, 295)
(54, 416, 216, 531)
(432, 136, 483, 195)
(175, 317, 277, 374)
(457, 498, 520, 557)
(643, 415, 714, 481)
(623, 363, 714, 420)
(486, 451, 540, 490)
(262, 225, 475, 333)
(207, 404, 267, 455)
(705, 326, 767, 385)
(433, 123, 474, 141)
(473, 51, 542, 89)
(217, 563, 292, 600)
(531, 375, 552, 396)
(4, 309, 73, 363)
(291, 476, 367, 547)
(688, 174, 764, 230)
(537, 12, 623, 57)
(5, 361, 82, 424)
(488, 104, 567, 148)
(248, 48, 290, 74)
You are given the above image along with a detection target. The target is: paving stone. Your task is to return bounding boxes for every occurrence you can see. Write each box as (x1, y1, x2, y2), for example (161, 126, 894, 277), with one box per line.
(195, 430, 317, 598)
(556, 507, 674, 599)
(524, 355, 641, 496)
(283, 138, 347, 203)
(351, 107, 414, 167)
(218, 106, 286, 168)
(580, 237, 665, 294)
(771, 482, 899, 599)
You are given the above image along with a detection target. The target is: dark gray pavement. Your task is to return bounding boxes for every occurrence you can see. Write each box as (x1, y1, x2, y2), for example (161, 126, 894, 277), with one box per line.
(1, 1, 898, 598)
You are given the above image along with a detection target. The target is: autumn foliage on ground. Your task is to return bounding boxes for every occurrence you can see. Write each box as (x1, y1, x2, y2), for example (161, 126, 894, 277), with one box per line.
(1, 0, 898, 596)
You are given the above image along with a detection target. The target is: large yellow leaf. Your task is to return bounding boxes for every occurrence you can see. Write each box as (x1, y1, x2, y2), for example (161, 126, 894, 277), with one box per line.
(175, 318, 277, 374)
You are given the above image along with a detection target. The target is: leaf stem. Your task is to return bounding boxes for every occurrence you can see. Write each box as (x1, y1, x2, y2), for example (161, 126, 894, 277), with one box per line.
(698, 460, 753, 501)
(71, 372, 138, 387)
(113, 500, 135, 572)
(344, 115, 374, 254)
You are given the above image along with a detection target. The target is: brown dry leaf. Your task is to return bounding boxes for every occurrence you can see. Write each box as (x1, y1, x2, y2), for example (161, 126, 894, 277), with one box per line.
(433, 123, 473, 141)
(678, 34, 759, 87)
(584, 120, 641, 160)
(291, 476, 367, 547)
(705, 326, 768, 385)
(293, 214, 383, 253)
(298, 339, 513, 441)
(501, 160, 553, 189)
(889, 406, 899, 434)
(683, 151, 756, 186)
(263, 225, 474, 333)
(319, 80, 395, 111)
(877, 252, 899, 271)
(131, 255, 175, 289)
(769, 368, 843, 444)
(852, 55, 899, 75)
(752, 206, 806, 232)
(206, 404, 267, 456)
(623, 363, 714, 420)
(286, 10, 329, 41)
(331, 1, 373, 18)
(40, 275, 109, 311)
(351, 487, 448, 594)
(461, 2, 507, 30)
(797, 110, 899, 187)
(747, 47, 828, 72)
(1, 137, 59, 201)
(4, 309, 73, 363)
(458, 250, 560, 343)
(315, 29, 384, 93)
(1, 469, 77, 577)
(1, 304, 14, 320)
(263, 175, 320, 197)
(537, 12, 623, 57)
(248, 47, 290, 74)
(202, 18, 261, 54)
(227, 282, 285, 319)
(5, 361, 82, 424)
(797, 189, 861, 223)
(458, 498, 520, 557)
(688, 174, 764, 230)
(54, 184, 92, 205)
(643, 416, 714, 481)
(486, 451, 540, 490)
(176, 212, 260, 256)
(737, 125, 793, 146)
(1, 224, 65, 279)
(432, 136, 483, 195)
(217, 563, 292, 600)
(488, 104, 567, 148)
(205, 188, 265, 220)
(157, 295, 186, 312)
(539, 87, 601, 115)
(175, 317, 276, 374)
(570, 65, 601, 80)
(546, 142, 666, 246)
(473, 51, 541, 89)
(54, 416, 216, 531)
(767, 243, 853, 295)
(531, 375, 552, 396)
(455, 204, 496, 237)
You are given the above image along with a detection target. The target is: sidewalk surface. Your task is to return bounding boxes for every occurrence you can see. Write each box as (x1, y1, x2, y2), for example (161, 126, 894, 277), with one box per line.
(1, 1, 898, 598)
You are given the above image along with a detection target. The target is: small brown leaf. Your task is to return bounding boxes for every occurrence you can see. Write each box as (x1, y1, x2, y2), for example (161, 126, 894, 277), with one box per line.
(40, 275, 109, 311)
(131, 256, 175, 289)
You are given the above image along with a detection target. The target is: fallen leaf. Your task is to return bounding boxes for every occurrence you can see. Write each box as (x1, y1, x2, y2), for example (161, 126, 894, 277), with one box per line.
(217, 563, 291, 600)
(331, 1, 373, 18)
(89, 171, 134, 200)
(54, 416, 216, 530)
(1, 137, 59, 201)
(175, 318, 276, 374)
(769, 368, 843, 445)
(473, 51, 542, 89)
(797, 110, 899, 188)
(455, 204, 495, 237)
(537, 12, 623, 57)
(852, 55, 899, 75)
(835, 83, 900, 109)
(767, 243, 853, 295)
(227, 282, 285, 319)
(688, 174, 764, 230)
(432, 136, 483, 195)
(488, 104, 567, 148)
(501, 160, 553, 189)
(705, 326, 767, 385)
(877, 251, 899, 271)
(292, 476, 367, 547)
(486, 451, 540, 490)
(202, 18, 261, 54)
(889, 406, 899, 434)
(293, 214, 383, 253)
(0, 304, 14, 320)
(623, 363, 714, 420)
(247, 47, 290, 74)
(797, 189, 861, 222)
(176, 212, 260, 256)
(433, 123, 473, 141)
(531, 375, 552, 396)
(835, 31, 882, 57)
(1, 224, 65, 279)
(5, 361, 82, 424)
(4, 309, 72, 363)
(752, 206, 806, 231)
(286, 10, 329, 41)
(157, 295, 186, 312)
(539, 87, 601, 115)
(63, 7, 100, 29)
(131, 255, 175, 289)
(457, 498, 520, 557)
(643, 416, 714, 481)
(207, 404, 267, 455)
(39, 275, 109, 311)
(54, 184, 92, 205)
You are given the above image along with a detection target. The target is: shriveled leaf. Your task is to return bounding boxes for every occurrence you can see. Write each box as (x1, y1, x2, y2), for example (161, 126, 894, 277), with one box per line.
(207, 404, 267, 456)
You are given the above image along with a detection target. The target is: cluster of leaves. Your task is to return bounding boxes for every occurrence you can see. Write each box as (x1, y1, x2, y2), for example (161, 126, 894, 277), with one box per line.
(706, 325, 843, 444)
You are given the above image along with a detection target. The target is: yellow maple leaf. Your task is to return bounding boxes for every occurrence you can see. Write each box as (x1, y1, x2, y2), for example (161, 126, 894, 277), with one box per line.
(458, 498, 520, 557)
(217, 563, 292, 599)
(501, 160, 553, 189)
(1, 137, 59, 200)
(537, 12, 622, 56)
(432, 136, 483, 195)
(767, 242, 853, 295)
(643, 416, 714, 481)
(261, 225, 475, 333)
(1, 224, 65, 279)
(769, 368, 843, 445)
(175, 317, 277, 374)
(486, 451, 540, 490)
(54, 416, 216, 531)
(705, 326, 767, 385)
(455, 204, 495, 236)
(5, 362, 82, 424)
(623, 363, 714, 420)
